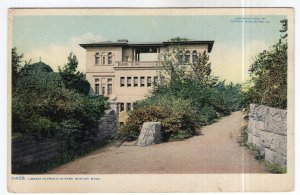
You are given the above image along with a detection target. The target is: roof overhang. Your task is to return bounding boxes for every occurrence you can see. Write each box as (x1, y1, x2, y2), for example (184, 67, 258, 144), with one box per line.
(80, 40, 215, 53)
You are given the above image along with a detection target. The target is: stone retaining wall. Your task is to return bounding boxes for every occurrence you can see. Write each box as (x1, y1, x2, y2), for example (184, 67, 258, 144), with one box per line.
(12, 109, 117, 173)
(12, 136, 63, 173)
(95, 109, 118, 143)
(247, 104, 287, 167)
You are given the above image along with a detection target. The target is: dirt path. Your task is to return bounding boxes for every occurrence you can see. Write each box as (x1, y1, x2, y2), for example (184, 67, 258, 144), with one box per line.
(48, 111, 266, 174)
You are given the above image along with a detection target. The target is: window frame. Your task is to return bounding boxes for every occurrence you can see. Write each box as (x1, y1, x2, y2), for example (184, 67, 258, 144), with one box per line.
(185, 50, 191, 64)
(127, 77, 132, 87)
(95, 83, 99, 95)
(192, 50, 198, 63)
(140, 76, 145, 87)
(133, 77, 138, 87)
(95, 52, 100, 65)
(119, 103, 124, 112)
(127, 103, 131, 111)
(178, 50, 183, 64)
(120, 77, 125, 87)
(147, 76, 152, 87)
(108, 52, 112, 64)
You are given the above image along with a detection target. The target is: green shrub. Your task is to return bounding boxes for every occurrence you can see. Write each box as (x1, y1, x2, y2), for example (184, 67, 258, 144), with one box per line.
(152, 77, 242, 125)
(118, 96, 198, 141)
(12, 61, 108, 150)
(264, 162, 287, 174)
(197, 105, 217, 125)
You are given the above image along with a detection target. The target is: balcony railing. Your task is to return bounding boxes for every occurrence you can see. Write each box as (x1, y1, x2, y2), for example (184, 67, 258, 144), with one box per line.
(116, 61, 162, 67)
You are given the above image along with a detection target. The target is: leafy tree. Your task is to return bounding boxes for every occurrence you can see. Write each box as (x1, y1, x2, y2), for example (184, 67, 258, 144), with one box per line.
(246, 19, 288, 109)
(59, 53, 90, 95)
(12, 53, 108, 150)
(159, 38, 218, 88)
(279, 19, 288, 39)
(169, 37, 189, 42)
(159, 46, 187, 82)
(190, 50, 219, 86)
(12, 47, 24, 90)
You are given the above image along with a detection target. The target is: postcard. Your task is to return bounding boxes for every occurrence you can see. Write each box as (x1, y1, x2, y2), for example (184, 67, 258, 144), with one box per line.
(7, 8, 294, 192)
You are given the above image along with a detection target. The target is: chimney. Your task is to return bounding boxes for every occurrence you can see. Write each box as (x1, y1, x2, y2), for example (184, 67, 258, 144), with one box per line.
(117, 39, 128, 43)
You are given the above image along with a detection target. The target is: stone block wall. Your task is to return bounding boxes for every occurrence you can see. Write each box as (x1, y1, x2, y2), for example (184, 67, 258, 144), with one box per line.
(247, 104, 287, 167)
(12, 136, 63, 173)
(95, 109, 118, 143)
(12, 109, 118, 173)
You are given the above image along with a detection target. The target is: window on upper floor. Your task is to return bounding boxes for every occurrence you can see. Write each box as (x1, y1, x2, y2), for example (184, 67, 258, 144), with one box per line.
(119, 103, 124, 112)
(140, 77, 145, 87)
(102, 56, 106, 65)
(127, 103, 131, 111)
(108, 52, 112, 64)
(101, 85, 105, 95)
(95, 52, 100, 65)
(147, 77, 152, 87)
(134, 77, 138, 87)
(95, 84, 99, 95)
(120, 77, 125, 87)
(185, 50, 191, 64)
(107, 78, 112, 95)
(107, 84, 112, 95)
(178, 50, 183, 64)
(192, 50, 198, 63)
(127, 77, 132, 87)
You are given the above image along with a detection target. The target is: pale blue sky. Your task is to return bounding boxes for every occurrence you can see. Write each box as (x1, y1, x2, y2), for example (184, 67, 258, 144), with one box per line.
(12, 15, 286, 83)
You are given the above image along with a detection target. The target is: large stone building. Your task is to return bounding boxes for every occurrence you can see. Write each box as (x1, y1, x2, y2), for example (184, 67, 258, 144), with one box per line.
(80, 39, 214, 122)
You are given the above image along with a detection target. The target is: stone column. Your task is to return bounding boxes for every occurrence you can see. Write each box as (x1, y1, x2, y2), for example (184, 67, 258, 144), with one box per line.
(133, 48, 136, 61)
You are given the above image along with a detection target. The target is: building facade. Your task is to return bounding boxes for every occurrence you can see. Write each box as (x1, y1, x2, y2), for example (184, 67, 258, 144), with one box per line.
(80, 39, 214, 122)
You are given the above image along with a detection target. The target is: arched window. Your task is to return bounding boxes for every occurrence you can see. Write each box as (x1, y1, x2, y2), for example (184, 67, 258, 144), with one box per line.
(95, 52, 100, 65)
(185, 50, 191, 64)
(178, 50, 183, 64)
(108, 52, 112, 64)
(102, 52, 106, 65)
(192, 50, 197, 63)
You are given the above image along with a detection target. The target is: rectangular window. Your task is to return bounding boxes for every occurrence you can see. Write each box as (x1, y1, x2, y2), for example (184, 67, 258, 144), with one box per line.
(119, 103, 124, 112)
(95, 57, 100, 65)
(127, 77, 132, 87)
(154, 76, 158, 86)
(107, 78, 112, 83)
(120, 77, 125, 87)
(147, 77, 152, 87)
(95, 84, 99, 95)
(102, 57, 105, 65)
(134, 77, 138, 87)
(101, 85, 105, 95)
(127, 103, 131, 111)
(107, 84, 112, 95)
(140, 77, 145, 87)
